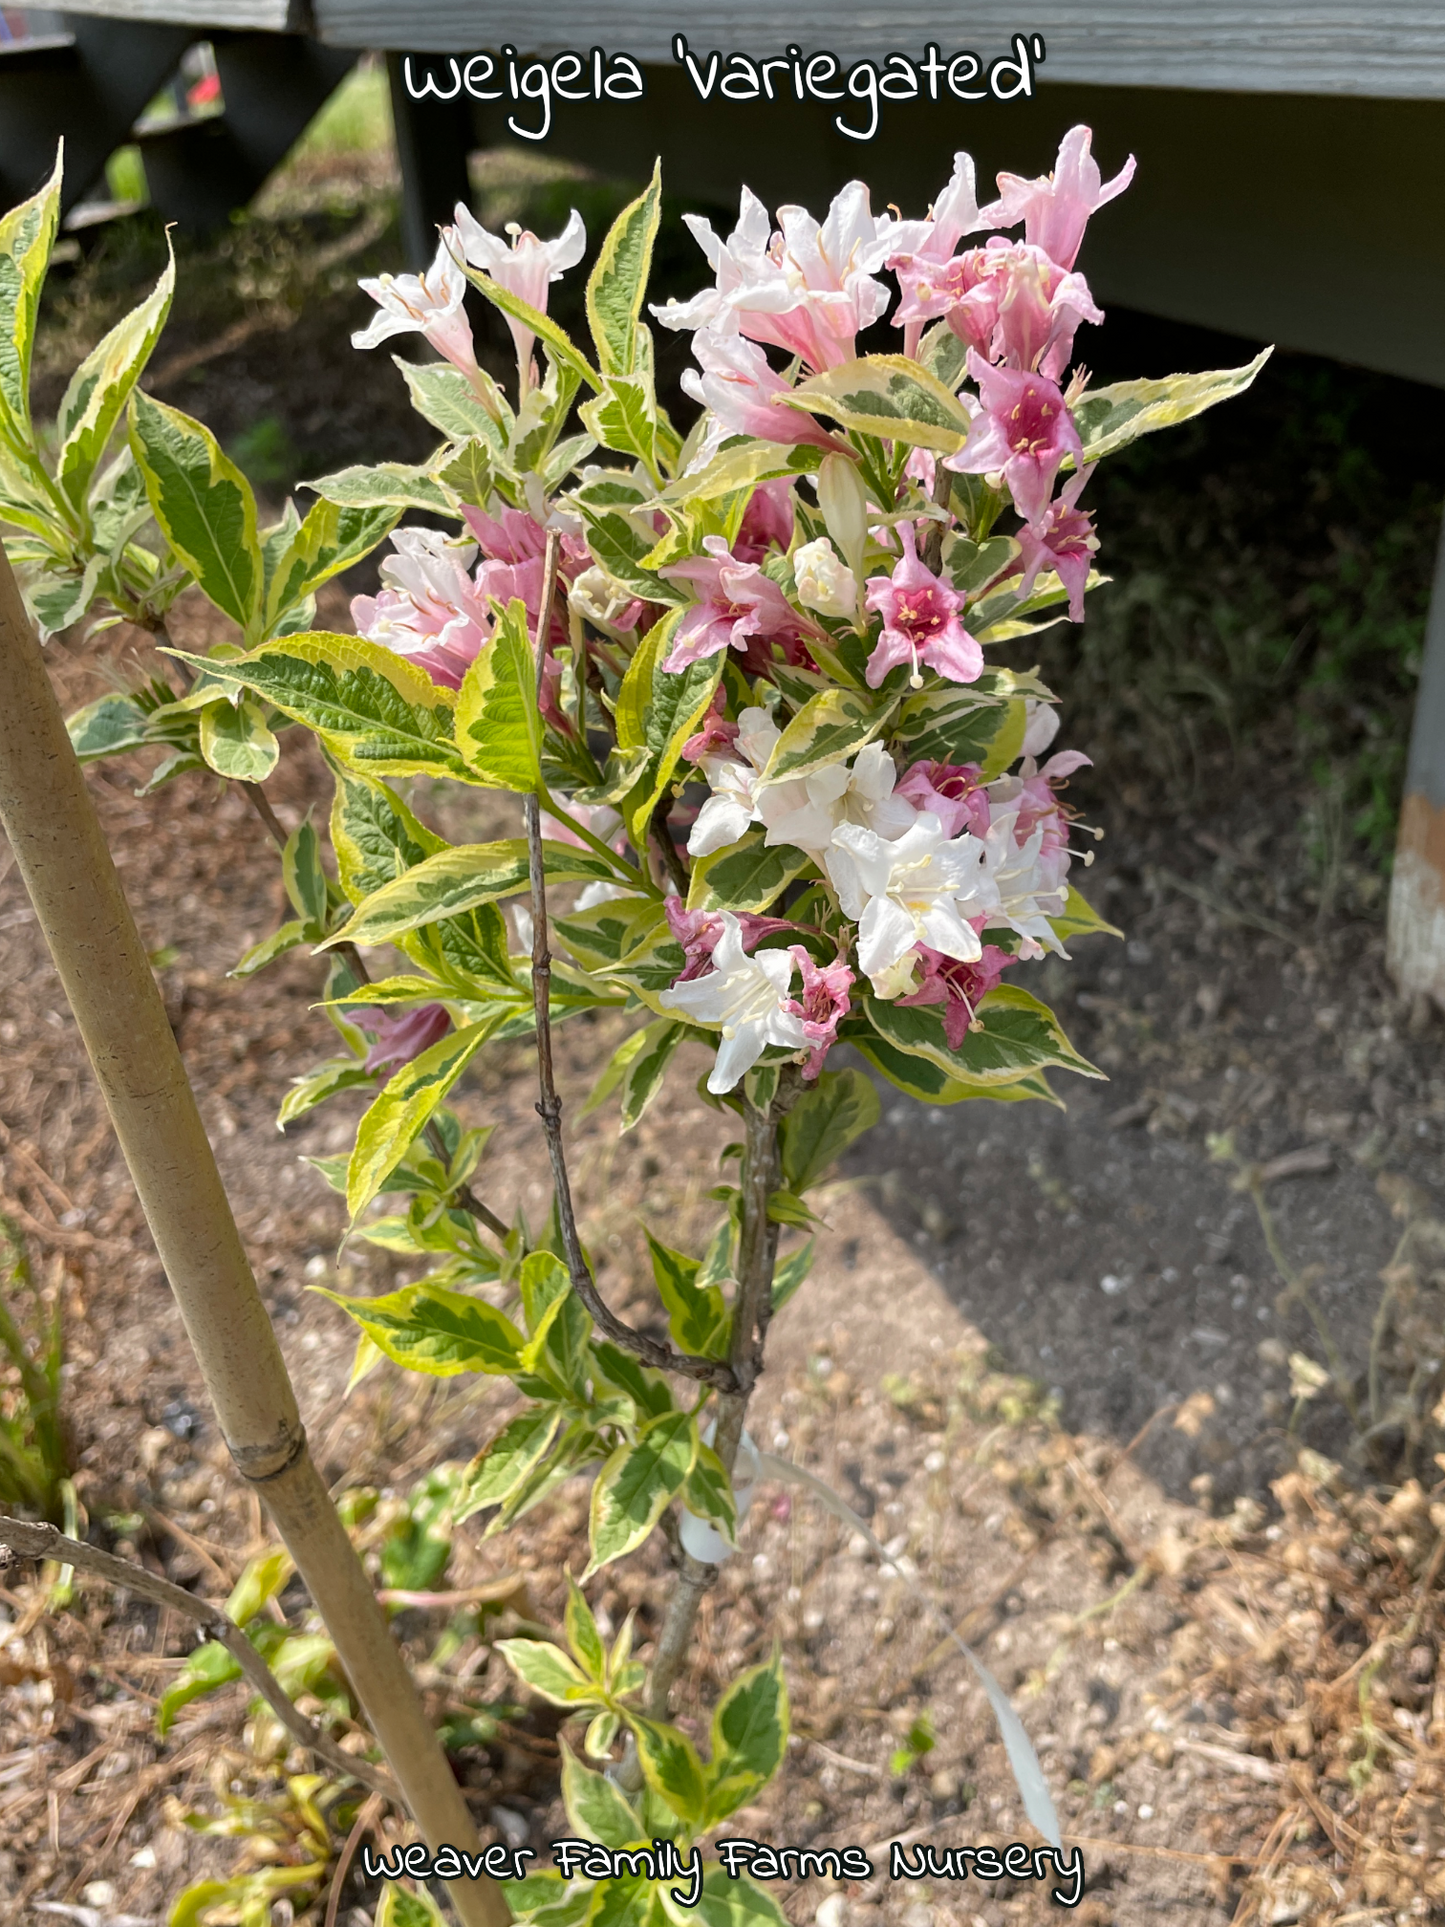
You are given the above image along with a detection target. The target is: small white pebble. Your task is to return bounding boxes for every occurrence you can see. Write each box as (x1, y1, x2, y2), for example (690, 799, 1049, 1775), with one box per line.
(816, 1898, 847, 1927)
(83, 1885, 116, 1908)
(303, 1254, 328, 1279)
(923, 1449, 946, 1473)
(1100, 1273, 1126, 1296)
(130, 1846, 157, 1869)
(1138, 1804, 1154, 1820)
(752, 1553, 770, 1576)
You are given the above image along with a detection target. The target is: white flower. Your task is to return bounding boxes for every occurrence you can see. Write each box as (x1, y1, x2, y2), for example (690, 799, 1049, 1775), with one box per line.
(792, 537, 857, 619)
(1019, 697, 1061, 759)
(452, 204, 586, 375)
(353, 236, 478, 380)
(659, 916, 810, 1093)
(982, 811, 1069, 958)
(687, 707, 781, 858)
(759, 741, 916, 865)
(828, 813, 998, 988)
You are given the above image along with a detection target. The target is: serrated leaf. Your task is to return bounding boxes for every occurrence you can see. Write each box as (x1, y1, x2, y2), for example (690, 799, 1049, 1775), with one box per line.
(626, 1713, 707, 1824)
(759, 686, 892, 788)
(56, 247, 174, 507)
(129, 390, 261, 631)
(177, 632, 469, 780)
(591, 1341, 674, 1421)
(231, 918, 310, 980)
(458, 260, 600, 392)
(331, 839, 619, 949)
(1073, 349, 1272, 462)
(561, 1747, 643, 1850)
(496, 1636, 595, 1705)
(686, 829, 813, 915)
(455, 1406, 562, 1522)
(778, 1067, 880, 1194)
(662, 439, 823, 506)
(894, 683, 1007, 767)
(314, 1280, 524, 1376)
(787, 354, 973, 452)
(706, 1652, 788, 1822)
(0, 147, 61, 452)
(615, 610, 718, 848)
(587, 162, 661, 377)
(437, 437, 493, 507)
(26, 556, 101, 638)
(455, 597, 541, 791)
(198, 696, 279, 782)
(346, 1018, 496, 1218)
(646, 1229, 727, 1356)
(305, 457, 456, 515)
(865, 983, 1101, 1086)
(587, 1410, 696, 1574)
(852, 1031, 1060, 1108)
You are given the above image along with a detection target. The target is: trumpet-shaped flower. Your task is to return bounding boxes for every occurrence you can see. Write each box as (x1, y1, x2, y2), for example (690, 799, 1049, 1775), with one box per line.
(863, 523, 983, 689)
(665, 899, 794, 981)
(792, 537, 858, 620)
(680, 330, 838, 450)
(898, 944, 1010, 1049)
(947, 352, 1083, 523)
(353, 236, 482, 388)
(684, 706, 780, 857)
(894, 239, 1101, 383)
(783, 947, 855, 1078)
(979, 811, 1070, 957)
(359, 1002, 452, 1075)
(350, 528, 491, 690)
(1015, 467, 1099, 620)
(760, 741, 917, 866)
(453, 204, 586, 379)
(990, 124, 1136, 272)
(659, 535, 815, 673)
(896, 759, 991, 841)
(659, 916, 811, 1093)
(734, 479, 796, 563)
(829, 813, 997, 987)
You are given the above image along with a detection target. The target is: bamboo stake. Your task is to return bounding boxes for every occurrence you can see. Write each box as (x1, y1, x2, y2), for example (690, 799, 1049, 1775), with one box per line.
(0, 543, 508, 1927)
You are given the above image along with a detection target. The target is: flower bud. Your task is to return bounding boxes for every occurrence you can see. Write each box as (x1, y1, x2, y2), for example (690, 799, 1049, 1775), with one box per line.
(792, 537, 858, 620)
(816, 454, 869, 579)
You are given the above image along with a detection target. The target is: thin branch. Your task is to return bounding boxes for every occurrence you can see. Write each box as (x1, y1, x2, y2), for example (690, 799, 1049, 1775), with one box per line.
(243, 780, 289, 851)
(649, 794, 690, 896)
(0, 1514, 399, 1801)
(523, 531, 739, 1395)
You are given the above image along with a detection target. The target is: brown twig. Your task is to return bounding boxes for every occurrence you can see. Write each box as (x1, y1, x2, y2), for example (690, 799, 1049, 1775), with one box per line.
(0, 1515, 398, 1802)
(523, 531, 739, 1395)
(325, 1790, 384, 1927)
(649, 794, 690, 896)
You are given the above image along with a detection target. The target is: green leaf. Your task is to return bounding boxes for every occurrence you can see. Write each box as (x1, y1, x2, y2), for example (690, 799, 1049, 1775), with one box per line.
(866, 983, 1102, 1085)
(226, 1545, 294, 1625)
(586, 1410, 697, 1575)
(314, 1280, 524, 1377)
(376, 1883, 449, 1927)
(496, 1636, 596, 1705)
(1050, 883, 1123, 944)
(626, 1713, 707, 1824)
(263, 496, 399, 635)
(198, 696, 279, 782)
(646, 1229, 728, 1357)
(770, 1239, 813, 1313)
(282, 817, 329, 926)
(157, 1638, 241, 1735)
(419, 900, 518, 993)
(305, 457, 456, 516)
(0, 147, 61, 453)
(852, 1031, 1060, 1108)
(346, 1019, 496, 1218)
(687, 829, 813, 915)
(564, 1573, 606, 1683)
(615, 611, 719, 849)
(181, 633, 469, 780)
(458, 264, 600, 393)
(894, 683, 1008, 768)
(128, 390, 261, 631)
(331, 839, 619, 949)
(591, 1341, 674, 1421)
(455, 597, 541, 791)
(330, 763, 445, 903)
(662, 439, 823, 507)
(683, 1440, 737, 1546)
(787, 355, 973, 452)
(276, 1058, 372, 1126)
(66, 693, 149, 763)
(779, 1067, 880, 1194)
(438, 437, 493, 507)
(759, 686, 893, 788)
(766, 1188, 819, 1229)
(56, 248, 174, 507)
(581, 1018, 687, 1133)
(695, 1869, 791, 1927)
(26, 557, 101, 638)
(393, 356, 510, 445)
(562, 1747, 643, 1848)
(706, 1652, 788, 1822)
(1073, 349, 1272, 462)
(455, 1406, 562, 1522)
(231, 918, 310, 979)
(587, 162, 661, 377)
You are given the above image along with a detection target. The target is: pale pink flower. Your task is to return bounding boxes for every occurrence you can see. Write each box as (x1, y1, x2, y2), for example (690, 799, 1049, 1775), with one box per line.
(353, 236, 482, 389)
(898, 944, 1010, 1049)
(453, 203, 586, 382)
(1015, 468, 1099, 621)
(896, 760, 991, 841)
(990, 124, 1136, 272)
(659, 535, 815, 674)
(461, 502, 548, 563)
(350, 528, 491, 690)
(863, 523, 983, 690)
(887, 151, 999, 360)
(947, 351, 1083, 523)
(360, 1003, 451, 1075)
(900, 239, 1101, 381)
(679, 329, 839, 449)
(987, 750, 1091, 872)
(664, 899, 794, 981)
(681, 691, 740, 764)
(782, 946, 854, 1078)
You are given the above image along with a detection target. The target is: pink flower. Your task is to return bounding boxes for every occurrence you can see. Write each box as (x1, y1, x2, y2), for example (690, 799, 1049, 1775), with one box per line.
(353, 236, 483, 393)
(733, 479, 795, 564)
(351, 528, 491, 690)
(989, 750, 1092, 871)
(461, 502, 548, 564)
(896, 761, 991, 840)
(1016, 469, 1099, 621)
(453, 204, 586, 385)
(898, 945, 1010, 1050)
(665, 899, 794, 982)
(359, 1002, 452, 1075)
(679, 329, 839, 450)
(886, 152, 999, 359)
(990, 125, 1136, 273)
(947, 352, 1083, 523)
(863, 523, 983, 690)
(782, 946, 854, 1078)
(900, 239, 1102, 381)
(659, 535, 816, 674)
(681, 690, 740, 764)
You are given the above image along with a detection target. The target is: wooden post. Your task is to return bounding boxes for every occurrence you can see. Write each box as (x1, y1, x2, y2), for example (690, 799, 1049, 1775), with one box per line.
(0, 542, 509, 1927)
(1388, 506, 1445, 1006)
